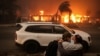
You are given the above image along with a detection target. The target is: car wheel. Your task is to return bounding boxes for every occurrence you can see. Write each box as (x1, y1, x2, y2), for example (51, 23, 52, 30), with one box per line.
(23, 40, 40, 53)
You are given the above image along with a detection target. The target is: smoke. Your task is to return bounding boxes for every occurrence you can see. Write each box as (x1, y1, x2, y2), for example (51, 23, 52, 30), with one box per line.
(17, 0, 100, 17)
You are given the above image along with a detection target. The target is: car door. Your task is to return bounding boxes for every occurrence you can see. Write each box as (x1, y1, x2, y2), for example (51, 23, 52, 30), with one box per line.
(36, 25, 61, 46)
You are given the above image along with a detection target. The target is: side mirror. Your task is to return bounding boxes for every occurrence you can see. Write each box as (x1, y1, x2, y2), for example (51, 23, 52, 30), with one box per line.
(72, 30, 75, 34)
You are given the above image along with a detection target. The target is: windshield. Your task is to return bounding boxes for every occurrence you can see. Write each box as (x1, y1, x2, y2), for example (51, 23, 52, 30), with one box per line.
(62, 24, 75, 34)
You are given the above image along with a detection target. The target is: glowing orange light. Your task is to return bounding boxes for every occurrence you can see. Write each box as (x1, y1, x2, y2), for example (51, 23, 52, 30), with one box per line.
(76, 15, 82, 18)
(61, 15, 69, 23)
(75, 15, 82, 23)
(76, 19, 81, 23)
(83, 15, 90, 18)
(32, 16, 39, 21)
(64, 16, 69, 23)
(40, 10, 44, 15)
(71, 14, 76, 23)
(61, 13, 84, 23)
(39, 10, 45, 21)
(41, 17, 46, 21)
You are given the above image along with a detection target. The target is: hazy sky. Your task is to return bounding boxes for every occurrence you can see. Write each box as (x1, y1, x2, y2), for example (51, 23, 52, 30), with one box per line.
(17, 0, 100, 16)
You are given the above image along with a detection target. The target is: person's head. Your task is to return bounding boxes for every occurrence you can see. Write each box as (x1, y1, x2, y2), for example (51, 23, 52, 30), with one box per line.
(74, 35, 83, 43)
(62, 32, 72, 42)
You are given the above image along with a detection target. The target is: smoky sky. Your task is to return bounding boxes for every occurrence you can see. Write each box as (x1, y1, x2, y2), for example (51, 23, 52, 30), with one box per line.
(17, 0, 100, 16)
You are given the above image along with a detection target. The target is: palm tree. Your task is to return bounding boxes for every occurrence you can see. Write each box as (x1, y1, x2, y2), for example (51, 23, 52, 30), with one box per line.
(57, 1, 72, 23)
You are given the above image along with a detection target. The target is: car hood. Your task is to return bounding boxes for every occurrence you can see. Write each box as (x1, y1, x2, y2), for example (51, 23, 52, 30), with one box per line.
(73, 29, 91, 37)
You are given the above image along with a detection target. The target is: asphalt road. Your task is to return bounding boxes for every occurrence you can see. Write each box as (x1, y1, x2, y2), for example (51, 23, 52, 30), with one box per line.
(0, 24, 100, 56)
(78, 24, 100, 53)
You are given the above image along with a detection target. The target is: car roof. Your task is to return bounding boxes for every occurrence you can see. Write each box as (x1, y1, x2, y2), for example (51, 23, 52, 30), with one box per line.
(16, 22, 62, 26)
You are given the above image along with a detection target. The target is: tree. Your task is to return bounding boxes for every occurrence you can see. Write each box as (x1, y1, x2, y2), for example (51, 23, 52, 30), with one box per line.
(58, 1, 71, 14)
(57, 1, 72, 23)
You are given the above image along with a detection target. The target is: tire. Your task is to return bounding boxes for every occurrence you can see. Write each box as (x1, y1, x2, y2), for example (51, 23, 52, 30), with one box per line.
(23, 40, 40, 53)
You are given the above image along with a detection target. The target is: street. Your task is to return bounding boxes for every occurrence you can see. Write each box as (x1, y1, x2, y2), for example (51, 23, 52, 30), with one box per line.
(0, 24, 100, 56)
(78, 24, 100, 53)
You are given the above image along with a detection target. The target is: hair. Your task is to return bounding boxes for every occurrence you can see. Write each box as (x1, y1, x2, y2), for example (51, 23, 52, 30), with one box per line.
(75, 35, 83, 43)
(75, 35, 89, 51)
(62, 32, 72, 41)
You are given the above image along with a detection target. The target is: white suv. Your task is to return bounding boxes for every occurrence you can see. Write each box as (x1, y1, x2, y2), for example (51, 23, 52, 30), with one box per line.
(15, 22, 91, 53)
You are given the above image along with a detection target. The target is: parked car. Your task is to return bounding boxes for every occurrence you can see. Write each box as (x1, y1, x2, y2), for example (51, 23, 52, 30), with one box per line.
(15, 22, 92, 53)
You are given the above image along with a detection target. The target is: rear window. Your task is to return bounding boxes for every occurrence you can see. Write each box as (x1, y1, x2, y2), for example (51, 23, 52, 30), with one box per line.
(16, 24, 22, 31)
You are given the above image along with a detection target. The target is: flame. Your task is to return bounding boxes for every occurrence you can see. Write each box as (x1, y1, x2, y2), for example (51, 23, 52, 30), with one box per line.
(64, 16, 69, 23)
(75, 15, 82, 23)
(40, 10, 44, 15)
(31, 10, 90, 23)
(71, 14, 76, 23)
(61, 15, 69, 23)
(62, 14, 86, 23)
(41, 16, 46, 21)
(32, 16, 39, 21)
(76, 18, 81, 23)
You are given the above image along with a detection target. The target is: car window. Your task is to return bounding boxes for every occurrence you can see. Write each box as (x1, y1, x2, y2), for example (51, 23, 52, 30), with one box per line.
(54, 26, 69, 34)
(25, 25, 53, 33)
(62, 24, 75, 34)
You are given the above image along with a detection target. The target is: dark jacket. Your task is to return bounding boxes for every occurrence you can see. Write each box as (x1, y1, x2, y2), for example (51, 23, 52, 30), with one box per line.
(45, 40, 58, 56)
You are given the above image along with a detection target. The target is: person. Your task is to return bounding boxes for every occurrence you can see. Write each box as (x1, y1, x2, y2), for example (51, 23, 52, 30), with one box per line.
(44, 32, 83, 56)
(45, 40, 58, 56)
(57, 32, 83, 56)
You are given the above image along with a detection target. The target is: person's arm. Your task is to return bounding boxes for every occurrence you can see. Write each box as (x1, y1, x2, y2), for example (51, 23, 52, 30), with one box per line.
(62, 42, 82, 50)
(58, 42, 74, 55)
